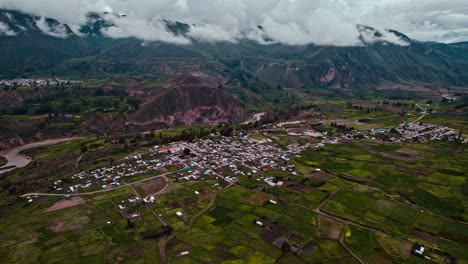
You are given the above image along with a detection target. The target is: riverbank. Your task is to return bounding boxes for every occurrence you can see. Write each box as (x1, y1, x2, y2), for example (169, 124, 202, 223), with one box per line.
(0, 137, 82, 175)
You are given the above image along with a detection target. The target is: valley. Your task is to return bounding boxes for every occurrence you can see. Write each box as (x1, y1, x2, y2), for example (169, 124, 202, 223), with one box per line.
(0, 5, 467, 264)
(0, 97, 466, 264)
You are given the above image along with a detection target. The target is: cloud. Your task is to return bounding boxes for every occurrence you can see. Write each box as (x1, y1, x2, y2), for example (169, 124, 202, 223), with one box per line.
(102, 15, 190, 44)
(357, 25, 410, 46)
(35, 17, 70, 38)
(0, 0, 466, 45)
(187, 24, 238, 43)
(0, 21, 16, 36)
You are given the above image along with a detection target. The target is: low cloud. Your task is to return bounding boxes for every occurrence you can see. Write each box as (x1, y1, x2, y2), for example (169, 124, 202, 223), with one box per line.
(187, 24, 238, 43)
(0, 21, 16, 36)
(103, 15, 190, 44)
(35, 17, 69, 38)
(0, 0, 467, 45)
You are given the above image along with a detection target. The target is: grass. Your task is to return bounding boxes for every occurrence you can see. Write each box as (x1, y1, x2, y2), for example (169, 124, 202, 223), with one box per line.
(426, 172, 466, 186)
(413, 214, 444, 236)
(0, 156, 7, 167)
(322, 190, 376, 222)
(345, 226, 392, 263)
(388, 205, 419, 224)
(410, 188, 460, 217)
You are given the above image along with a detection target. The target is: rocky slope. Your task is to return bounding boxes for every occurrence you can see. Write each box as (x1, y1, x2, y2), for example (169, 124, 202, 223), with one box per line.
(130, 75, 245, 129)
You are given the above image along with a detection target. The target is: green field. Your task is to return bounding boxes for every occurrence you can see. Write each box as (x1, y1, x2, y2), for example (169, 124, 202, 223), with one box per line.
(0, 97, 467, 263)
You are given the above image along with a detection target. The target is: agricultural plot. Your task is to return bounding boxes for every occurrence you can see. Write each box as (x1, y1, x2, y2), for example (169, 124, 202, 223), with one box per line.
(321, 187, 468, 255)
(0, 187, 166, 263)
(1, 100, 467, 263)
(345, 226, 393, 263)
(297, 140, 467, 220)
(165, 186, 360, 263)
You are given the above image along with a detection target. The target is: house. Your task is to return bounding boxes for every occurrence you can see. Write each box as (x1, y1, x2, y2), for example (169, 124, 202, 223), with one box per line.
(255, 221, 263, 226)
(269, 200, 277, 205)
(412, 243, 425, 256)
(176, 211, 184, 217)
(131, 213, 139, 218)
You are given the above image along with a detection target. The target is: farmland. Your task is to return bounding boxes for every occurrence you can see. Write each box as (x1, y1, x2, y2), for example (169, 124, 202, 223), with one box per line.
(0, 98, 467, 263)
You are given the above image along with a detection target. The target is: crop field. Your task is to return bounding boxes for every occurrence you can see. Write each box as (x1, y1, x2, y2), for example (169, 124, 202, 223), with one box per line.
(0, 98, 467, 263)
(295, 140, 467, 220)
(0, 186, 167, 263)
(167, 186, 350, 263)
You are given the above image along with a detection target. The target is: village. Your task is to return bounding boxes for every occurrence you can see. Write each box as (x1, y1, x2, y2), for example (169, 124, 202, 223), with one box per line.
(0, 78, 79, 87)
(20, 118, 466, 263)
(53, 132, 322, 196)
(46, 118, 465, 200)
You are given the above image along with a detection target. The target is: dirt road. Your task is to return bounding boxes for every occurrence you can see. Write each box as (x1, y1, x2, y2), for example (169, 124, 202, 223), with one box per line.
(21, 169, 184, 198)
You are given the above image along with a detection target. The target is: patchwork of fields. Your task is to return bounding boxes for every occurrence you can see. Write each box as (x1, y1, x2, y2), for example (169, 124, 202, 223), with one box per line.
(0, 98, 467, 263)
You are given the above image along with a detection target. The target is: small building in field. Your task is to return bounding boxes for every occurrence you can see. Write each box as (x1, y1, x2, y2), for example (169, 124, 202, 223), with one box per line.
(412, 243, 425, 256)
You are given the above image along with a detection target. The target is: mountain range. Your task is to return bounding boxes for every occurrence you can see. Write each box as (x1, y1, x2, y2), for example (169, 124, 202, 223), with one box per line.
(1, 8, 468, 101)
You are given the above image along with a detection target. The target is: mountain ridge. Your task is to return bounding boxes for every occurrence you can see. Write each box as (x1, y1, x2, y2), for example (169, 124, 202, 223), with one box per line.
(1, 9, 468, 99)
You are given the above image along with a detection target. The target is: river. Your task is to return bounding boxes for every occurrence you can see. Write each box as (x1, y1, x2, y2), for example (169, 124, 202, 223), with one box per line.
(0, 138, 81, 175)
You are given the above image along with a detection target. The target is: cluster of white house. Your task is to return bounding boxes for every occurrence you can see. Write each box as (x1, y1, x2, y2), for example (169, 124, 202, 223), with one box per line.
(395, 123, 463, 143)
(0, 78, 79, 87)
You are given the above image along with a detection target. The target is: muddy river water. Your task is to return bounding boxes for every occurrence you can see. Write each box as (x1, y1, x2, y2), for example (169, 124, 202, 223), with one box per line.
(0, 138, 80, 175)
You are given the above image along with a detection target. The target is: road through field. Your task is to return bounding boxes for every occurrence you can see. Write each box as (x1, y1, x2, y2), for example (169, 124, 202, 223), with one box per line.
(21, 169, 184, 198)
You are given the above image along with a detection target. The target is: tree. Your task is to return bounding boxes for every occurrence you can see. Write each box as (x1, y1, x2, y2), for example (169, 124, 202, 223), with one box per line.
(126, 97, 141, 111)
(126, 219, 135, 229)
(183, 148, 191, 156)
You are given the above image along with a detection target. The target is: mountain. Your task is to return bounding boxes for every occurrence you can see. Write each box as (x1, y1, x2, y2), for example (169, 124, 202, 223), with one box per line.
(1, 9, 468, 100)
(130, 75, 245, 128)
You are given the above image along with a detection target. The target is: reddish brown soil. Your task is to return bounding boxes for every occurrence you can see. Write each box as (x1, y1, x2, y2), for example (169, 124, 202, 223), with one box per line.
(158, 167, 169, 173)
(283, 180, 313, 191)
(439, 232, 468, 243)
(50, 220, 83, 233)
(137, 177, 167, 195)
(410, 229, 438, 243)
(381, 152, 425, 161)
(260, 229, 278, 243)
(241, 192, 273, 205)
(263, 220, 289, 234)
(45, 197, 86, 212)
(308, 171, 331, 181)
(395, 166, 429, 175)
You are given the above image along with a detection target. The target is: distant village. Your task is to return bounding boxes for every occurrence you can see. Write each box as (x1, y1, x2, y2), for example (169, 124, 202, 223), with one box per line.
(0, 78, 80, 87)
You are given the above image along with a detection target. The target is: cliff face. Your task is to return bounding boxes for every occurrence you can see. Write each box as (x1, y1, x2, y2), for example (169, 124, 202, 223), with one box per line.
(239, 42, 468, 91)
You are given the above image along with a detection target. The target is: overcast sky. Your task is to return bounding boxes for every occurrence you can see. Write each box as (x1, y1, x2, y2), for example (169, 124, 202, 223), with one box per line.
(0, 0, 467, 45)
